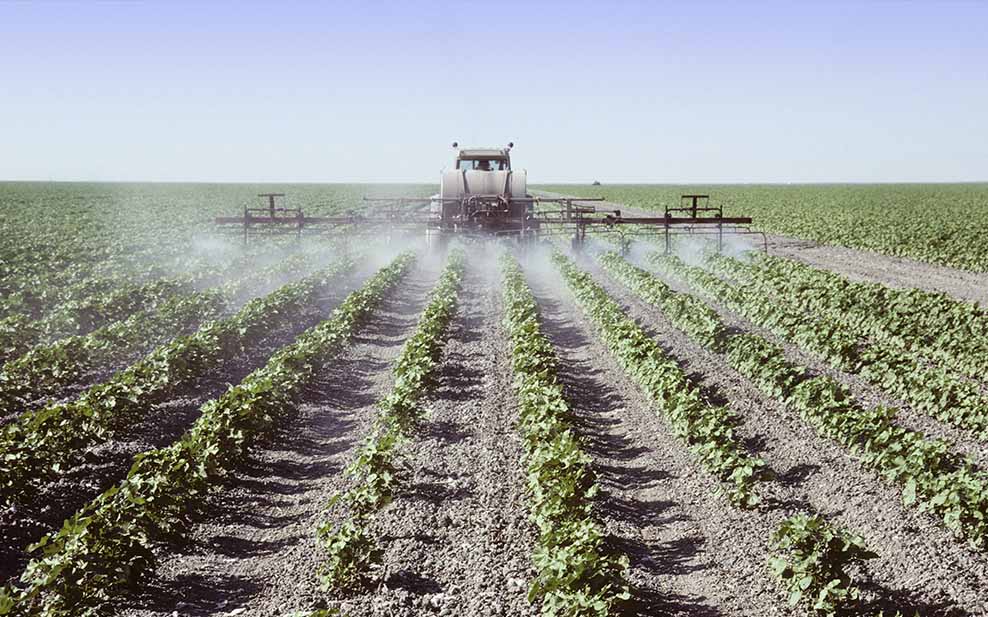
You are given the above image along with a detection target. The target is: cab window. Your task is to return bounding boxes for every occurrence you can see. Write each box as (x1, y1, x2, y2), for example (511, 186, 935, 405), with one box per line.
(457, 159, 506, 171)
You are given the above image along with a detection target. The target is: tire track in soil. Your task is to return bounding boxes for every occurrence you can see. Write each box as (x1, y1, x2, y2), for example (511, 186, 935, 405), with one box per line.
(341, 254, 536, 617)
(119, 258, 442, 617)
(578, 256, 988, 616)
(0, 266, 372, 586)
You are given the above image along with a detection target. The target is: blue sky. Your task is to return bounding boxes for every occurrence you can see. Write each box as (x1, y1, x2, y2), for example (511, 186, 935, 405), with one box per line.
(2, 1, 986, 183)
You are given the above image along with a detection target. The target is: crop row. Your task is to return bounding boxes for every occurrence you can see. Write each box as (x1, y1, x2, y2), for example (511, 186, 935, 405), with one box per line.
(0, 252, 416, 617)
(649, 253, 988, 440)
(551, 251, 765, 507)
(317, 249, 465, 591)
(0, 183, 432, 299)
(0, 242, 267, 353)
(0, 251, 179, 322)
(0, 250, 320, 418)
(0, 182, 425, 327)
(0, 250, 263, 366)
(0, 278, 190, 365)
(0, 255, 356, 506)
(597, 250, 988, 550)
(501, 252, 628, 616)
(0, 185, 248, 311)
(0, 290, 225, 416)
(708, 251, 988, 382)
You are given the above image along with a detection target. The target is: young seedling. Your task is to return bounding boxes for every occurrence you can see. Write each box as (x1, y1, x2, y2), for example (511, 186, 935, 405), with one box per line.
(769, 513, 877, 615)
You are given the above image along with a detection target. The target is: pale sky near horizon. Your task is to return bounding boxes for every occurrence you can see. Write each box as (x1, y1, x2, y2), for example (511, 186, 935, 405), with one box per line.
(2, 1, 987, 184)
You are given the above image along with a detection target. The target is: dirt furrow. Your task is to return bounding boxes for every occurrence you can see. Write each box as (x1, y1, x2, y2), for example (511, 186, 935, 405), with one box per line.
(343, 253, 536, 617)
(119, 257, 441, 616)
(580, 255, 988, 616)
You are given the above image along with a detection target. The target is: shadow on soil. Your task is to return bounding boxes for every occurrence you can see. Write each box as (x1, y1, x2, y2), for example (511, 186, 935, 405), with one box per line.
(432, 282, 489, 405)
(858, 581, 972, 617)
(405, 477, 474, 505)
(385, 569, 443, 595)
(134, 572, 263, 617)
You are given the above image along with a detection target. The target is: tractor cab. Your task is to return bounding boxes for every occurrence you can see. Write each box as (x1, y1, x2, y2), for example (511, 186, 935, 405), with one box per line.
(454, 145, 512, 172)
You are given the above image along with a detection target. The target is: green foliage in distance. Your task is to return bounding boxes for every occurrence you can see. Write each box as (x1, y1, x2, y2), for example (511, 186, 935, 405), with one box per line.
(536, 183, 988, 272)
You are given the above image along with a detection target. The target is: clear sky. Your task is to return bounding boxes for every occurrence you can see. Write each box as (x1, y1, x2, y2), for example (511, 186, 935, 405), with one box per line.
(2, 1, 987, 183)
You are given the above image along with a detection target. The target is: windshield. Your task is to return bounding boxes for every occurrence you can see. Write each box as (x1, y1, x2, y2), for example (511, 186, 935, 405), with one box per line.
(457, 159, 507, 171)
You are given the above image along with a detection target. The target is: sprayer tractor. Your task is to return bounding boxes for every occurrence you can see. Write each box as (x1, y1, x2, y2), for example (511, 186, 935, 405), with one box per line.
(214, 143, 764, 252)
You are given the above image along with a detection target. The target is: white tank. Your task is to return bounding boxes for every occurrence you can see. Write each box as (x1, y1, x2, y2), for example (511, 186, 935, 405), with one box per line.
(440, 169, 528, 200)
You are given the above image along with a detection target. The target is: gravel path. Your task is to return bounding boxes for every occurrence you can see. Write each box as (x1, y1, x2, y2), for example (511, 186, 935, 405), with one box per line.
(342, 252, 536, 617)
(576, 254, 988, 616)
(763, 234, 988, 306)
(119, 258, 440, 616)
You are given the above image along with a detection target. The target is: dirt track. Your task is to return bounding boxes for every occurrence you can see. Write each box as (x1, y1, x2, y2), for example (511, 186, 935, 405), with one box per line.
(338, 253, 535, 617)
(763, 234, 988, 306)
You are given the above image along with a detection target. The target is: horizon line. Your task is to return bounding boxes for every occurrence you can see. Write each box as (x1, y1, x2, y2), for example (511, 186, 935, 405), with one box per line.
(2, 179, 987, 186)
